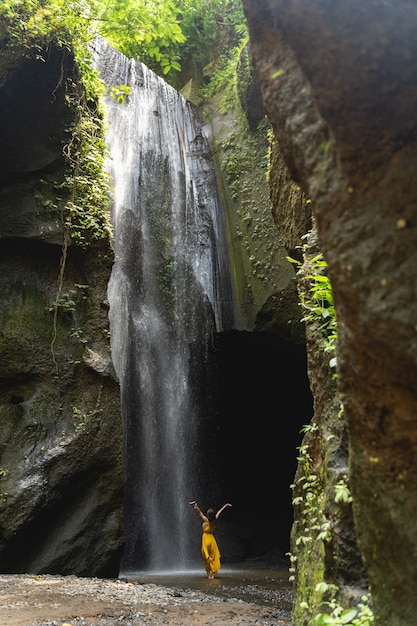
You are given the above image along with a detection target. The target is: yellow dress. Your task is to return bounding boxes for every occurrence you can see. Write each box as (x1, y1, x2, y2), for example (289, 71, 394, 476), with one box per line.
(201, 520, 221, 576)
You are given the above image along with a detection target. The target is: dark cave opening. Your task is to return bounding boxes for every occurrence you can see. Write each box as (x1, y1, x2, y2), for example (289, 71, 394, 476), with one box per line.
(208, 329, 313, 563)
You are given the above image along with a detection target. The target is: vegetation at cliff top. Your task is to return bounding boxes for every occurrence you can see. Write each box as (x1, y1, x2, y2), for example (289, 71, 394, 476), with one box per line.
(0, 0, 246, 82)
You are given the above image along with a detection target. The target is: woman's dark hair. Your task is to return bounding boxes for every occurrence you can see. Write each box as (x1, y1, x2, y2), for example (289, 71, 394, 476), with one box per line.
(207, 508, 216, 521)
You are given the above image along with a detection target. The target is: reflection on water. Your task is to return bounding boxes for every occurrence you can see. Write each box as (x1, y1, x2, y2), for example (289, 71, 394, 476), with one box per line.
(123, 561, 293, 619)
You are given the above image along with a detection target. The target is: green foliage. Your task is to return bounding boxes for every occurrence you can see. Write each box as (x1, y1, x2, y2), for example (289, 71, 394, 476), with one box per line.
(0, 0, 247, 84)
(109, 83, 131, 103)
(91, 0, 185, 75)
(47, 284, 88, 314)
(314, 591, 374, 626)
(288, 250, 337, 369)
(334, 479, 353, 505)
(178, 0, 246, 69)
(290, 421, 370, 625)
(288, 422, 328, 623)
(93, 0, 246, 81)
(1, 1, 114, 371)
(61, 89, 113, 248)
(72, 404, 97, 432)
(1, 1, 112, 248)
(0, 0, 91, 57)
(289, 422, 326, 580)
(199, 38, 247, 105)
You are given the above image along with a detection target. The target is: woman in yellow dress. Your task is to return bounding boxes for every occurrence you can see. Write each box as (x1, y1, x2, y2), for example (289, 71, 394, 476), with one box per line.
(189, 500, 232, 578)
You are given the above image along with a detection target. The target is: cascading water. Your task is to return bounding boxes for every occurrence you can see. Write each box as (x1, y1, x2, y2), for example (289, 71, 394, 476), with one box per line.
(93, 40, 236, 573)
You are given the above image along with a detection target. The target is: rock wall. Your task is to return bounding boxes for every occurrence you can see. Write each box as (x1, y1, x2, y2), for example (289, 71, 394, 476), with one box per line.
(0, 43, 124, 576)
(242, 0, 417, 624)
(200, 44, 305, 341)
(288, 227, 368, 625)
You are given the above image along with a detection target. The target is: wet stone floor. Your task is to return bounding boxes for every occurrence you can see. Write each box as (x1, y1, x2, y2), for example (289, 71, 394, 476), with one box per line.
(0, 561, 293, 626)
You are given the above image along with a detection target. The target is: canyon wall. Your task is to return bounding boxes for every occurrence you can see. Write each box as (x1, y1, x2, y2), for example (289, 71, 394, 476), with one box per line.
(242, 1, 417, 623)
(0, 42, 124, 576)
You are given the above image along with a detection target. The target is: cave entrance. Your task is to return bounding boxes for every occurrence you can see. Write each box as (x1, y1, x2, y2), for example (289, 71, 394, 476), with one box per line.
(211, 329, 313, 563)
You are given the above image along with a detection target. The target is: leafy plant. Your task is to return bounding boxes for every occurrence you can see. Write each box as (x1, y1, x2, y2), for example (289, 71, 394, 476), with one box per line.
(314, 592, 374, 626)
(289, 422, 326, 582)
(60, 94, 112, 248)
(0, 0, 247, 83)
(91, 0, 185, 75)
(288, 250, 337, 368)
(72, 404, 94, 432)
(334, 479, 353, 505)
(47, 284, 88, 314)
(179, 0, 246, 73)
(109, 83, 131, 103)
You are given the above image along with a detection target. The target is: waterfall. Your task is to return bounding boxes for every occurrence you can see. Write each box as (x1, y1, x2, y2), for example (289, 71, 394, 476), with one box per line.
(93, 40, 236, 573)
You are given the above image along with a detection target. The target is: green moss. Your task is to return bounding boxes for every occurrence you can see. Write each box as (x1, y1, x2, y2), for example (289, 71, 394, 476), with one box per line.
(289, 423, 329, 624)
(206, 97, 291, 326)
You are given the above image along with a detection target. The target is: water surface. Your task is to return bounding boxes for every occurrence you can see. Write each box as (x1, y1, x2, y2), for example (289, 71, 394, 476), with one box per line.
(125, 561, 293, 619)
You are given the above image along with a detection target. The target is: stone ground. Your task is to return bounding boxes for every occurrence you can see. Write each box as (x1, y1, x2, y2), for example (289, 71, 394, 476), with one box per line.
(0, 574, 293, 626)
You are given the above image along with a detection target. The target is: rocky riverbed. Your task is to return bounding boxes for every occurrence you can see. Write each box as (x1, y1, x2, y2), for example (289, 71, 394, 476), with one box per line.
(0, 566, 293, 625)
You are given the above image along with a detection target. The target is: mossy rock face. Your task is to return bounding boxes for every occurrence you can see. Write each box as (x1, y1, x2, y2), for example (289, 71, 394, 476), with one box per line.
(0, 43, 124, 576)
(269, 141, 312, 262)
(236, 43, 265, 132)
(289, 232, 367, 625)
(200, 57, 304, 339)
(0, 45, 75, 175)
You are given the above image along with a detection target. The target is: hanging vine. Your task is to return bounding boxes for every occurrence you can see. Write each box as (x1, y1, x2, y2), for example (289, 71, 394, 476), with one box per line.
(49, 70, 112, 371)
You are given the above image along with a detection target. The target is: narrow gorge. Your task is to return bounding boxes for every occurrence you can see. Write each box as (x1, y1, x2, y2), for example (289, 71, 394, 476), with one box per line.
(2, 1, 416, 624)
(0, 30, 311, 581)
